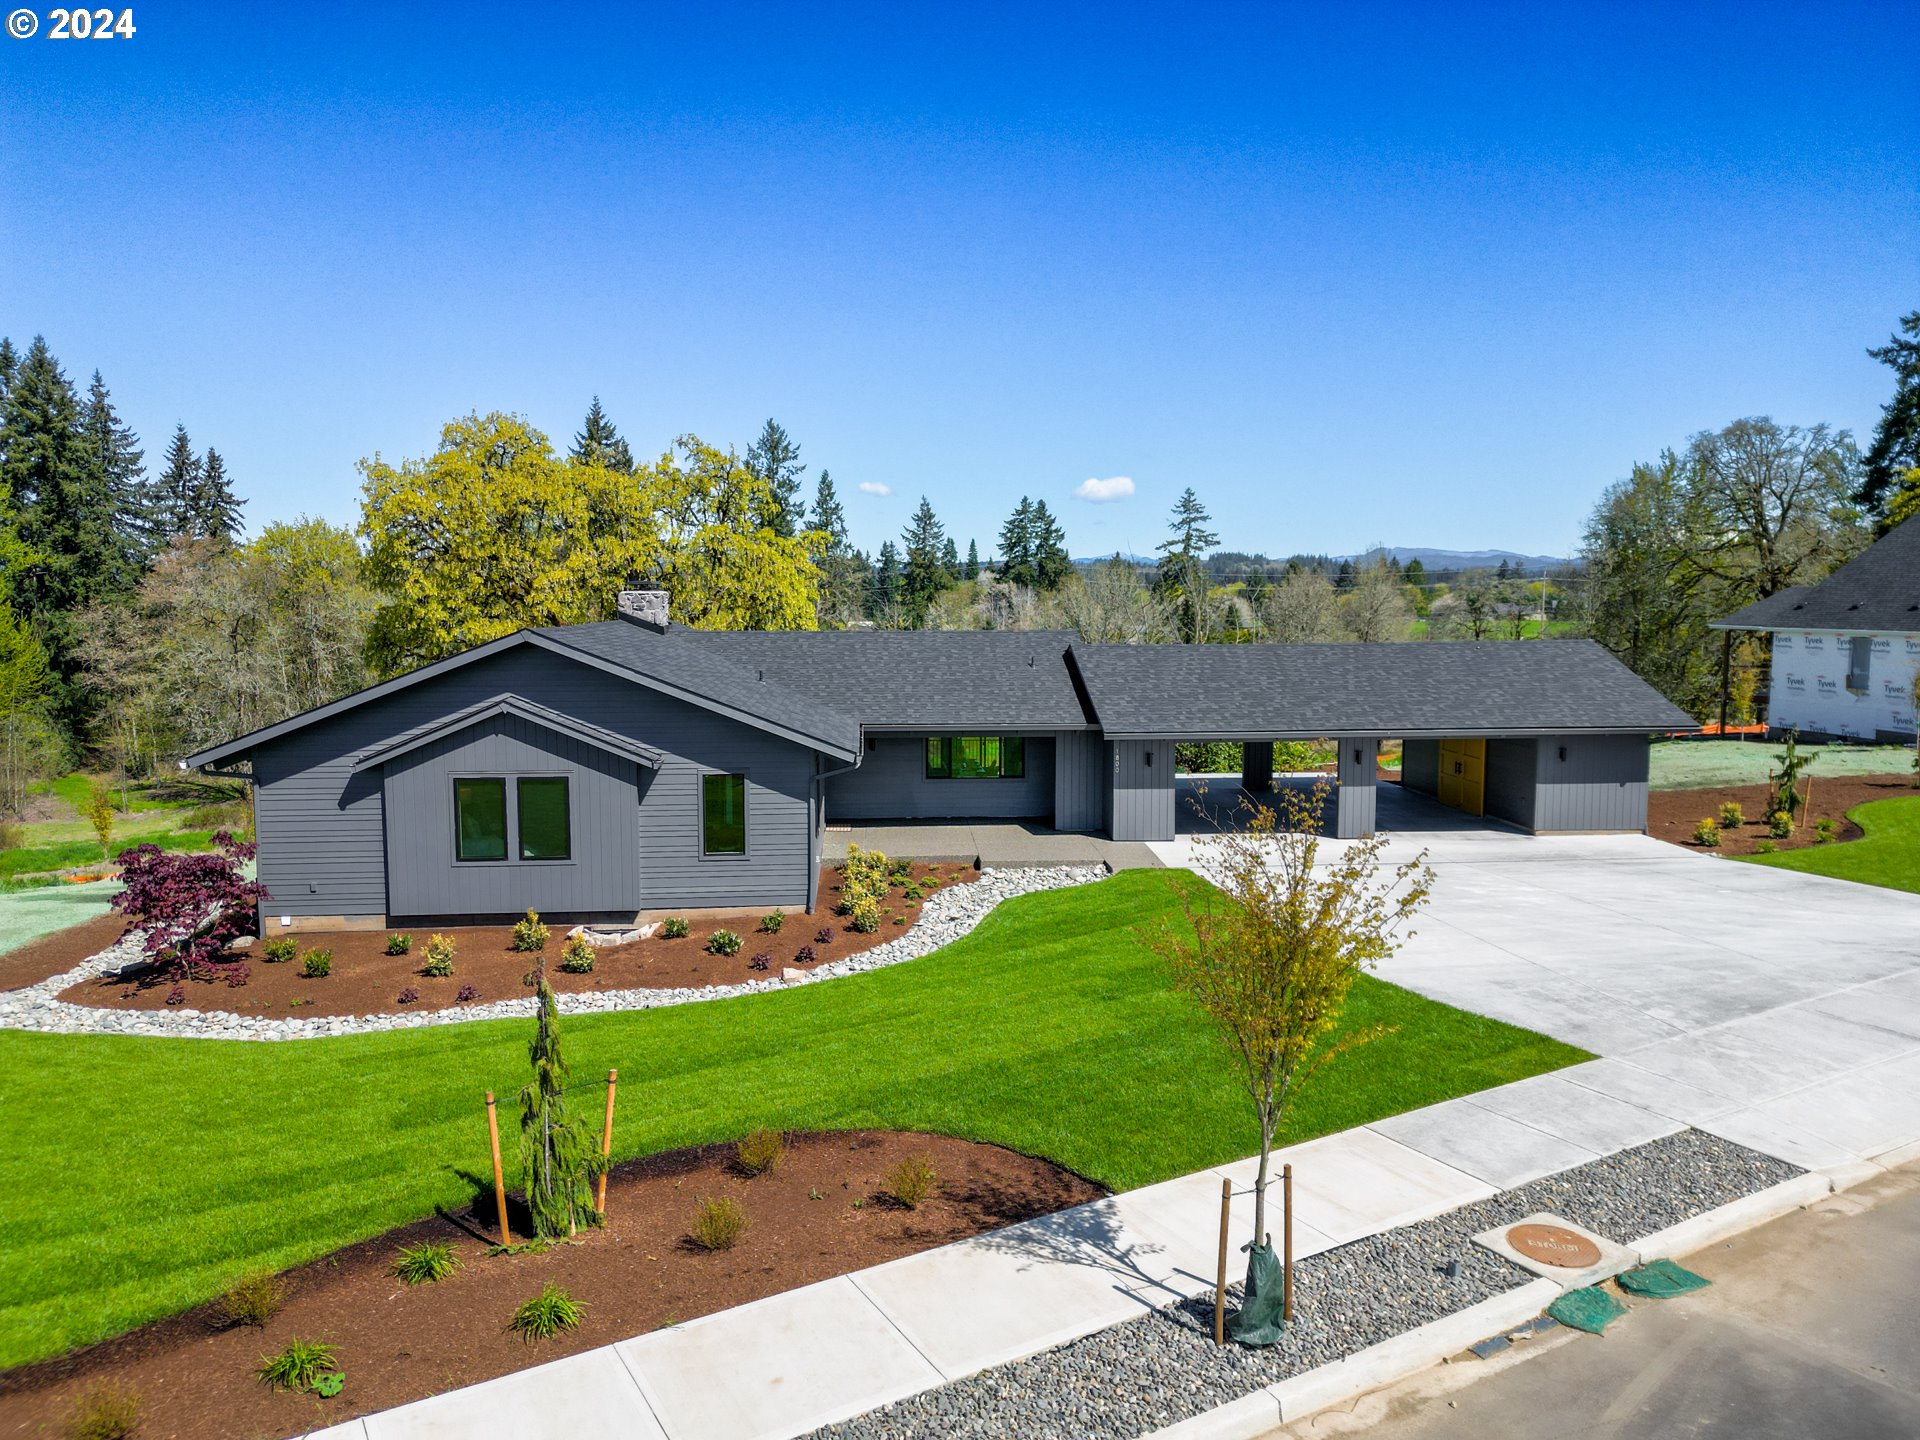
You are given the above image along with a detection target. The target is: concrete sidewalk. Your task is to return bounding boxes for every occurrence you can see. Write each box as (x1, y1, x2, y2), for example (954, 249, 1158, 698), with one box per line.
(313, 826, 1920, 1440)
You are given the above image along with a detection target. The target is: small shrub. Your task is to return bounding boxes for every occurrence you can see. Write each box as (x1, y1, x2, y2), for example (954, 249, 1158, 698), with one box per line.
(1814, 817, 1837, 844)
(0, 818, 22, 852)
(814, 927, 833, 945)
(735, 1127, 784, 1176)
(455, 983, 480, 1002)
(300, 948, 333, 978)
(509, 1284, 585, 1342)
(1717, 801, 1744, 828)
(689, 1195, 749, 1251)
(422, 933, 456, 976)
(1691, 818, 1721, 848)
(558, 934, 596, 973)
(1755, 839, 1778, 854)
(1768, 810, 1794, 838)
(392, 1240, 460, 1285)
(849, 899, 881, 933)
(921, 875, 941, 889)
(759, 909, 786, 934)
(661, 916, 690, 939)
(707, 929, 742, 956)
(256, 1336, 338, 1393)
(64, 1383, 141, 1440)
(512, 909, 549, 952)
(794, 944, 816, 964)
(887, 858, 912, 884)
(885, 1155, 941, 1210)
(261, 936, 296, 964)
(164, 985, 185, 1005)
(749, 952, 771, 971)
(385, 932, 413, 955)
(220, 1267, 287, 1328)
(220, 962, 252, 988)
(396, 986, 420, 1005)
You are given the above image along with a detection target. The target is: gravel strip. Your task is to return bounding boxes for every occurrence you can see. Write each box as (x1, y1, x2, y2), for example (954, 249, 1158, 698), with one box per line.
(810, 1130, 1802, 1440)
(0, 865, 1104, 1042)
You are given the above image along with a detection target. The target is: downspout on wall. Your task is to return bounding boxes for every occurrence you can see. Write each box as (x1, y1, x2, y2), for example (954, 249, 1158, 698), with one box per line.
(807, 744, 865, 912)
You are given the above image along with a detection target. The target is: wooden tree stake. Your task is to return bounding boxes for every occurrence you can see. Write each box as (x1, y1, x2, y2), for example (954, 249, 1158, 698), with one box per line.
(1283, 1162, 1294, 1322)
(1214, 1176, 1231, 1346)
(485, 1090, 512, 1246)
(598, 1068, 618, 1215)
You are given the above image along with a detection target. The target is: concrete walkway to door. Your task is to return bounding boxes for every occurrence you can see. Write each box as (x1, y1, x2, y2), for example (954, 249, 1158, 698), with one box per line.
(822, 820, 1163, 871)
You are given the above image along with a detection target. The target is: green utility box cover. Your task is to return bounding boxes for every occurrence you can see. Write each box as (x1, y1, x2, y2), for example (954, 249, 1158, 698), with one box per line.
(1547, 1285, 1627, 1335)
(1617, 1259, 1711, 1299)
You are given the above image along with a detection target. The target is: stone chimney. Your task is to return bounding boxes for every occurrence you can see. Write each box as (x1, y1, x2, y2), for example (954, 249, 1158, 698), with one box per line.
(616, 590, 670, 630)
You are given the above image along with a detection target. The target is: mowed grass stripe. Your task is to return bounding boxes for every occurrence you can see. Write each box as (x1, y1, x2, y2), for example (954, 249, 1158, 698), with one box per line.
(0, 869, 1586, 1367)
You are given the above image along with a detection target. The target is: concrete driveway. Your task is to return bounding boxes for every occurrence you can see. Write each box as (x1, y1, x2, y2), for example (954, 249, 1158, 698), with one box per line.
(1149, 787, 1920, 1177)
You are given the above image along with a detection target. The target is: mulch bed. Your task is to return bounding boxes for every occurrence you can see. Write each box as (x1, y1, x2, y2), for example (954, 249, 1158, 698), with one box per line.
(57, 863, 975, 1019)
(0, 1129, 1099, 1440)
(0, 912, 127, 993)
(1648, 773, 1918, 857)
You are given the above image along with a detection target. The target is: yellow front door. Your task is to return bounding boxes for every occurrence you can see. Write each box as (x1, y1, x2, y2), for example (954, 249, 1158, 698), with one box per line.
(1437, 738, 1486, 816)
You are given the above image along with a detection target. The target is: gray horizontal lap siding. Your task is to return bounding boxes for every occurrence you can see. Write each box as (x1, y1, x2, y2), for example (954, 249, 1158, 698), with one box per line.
(248, 648, 817, 921)
(827, 735, 1055, 821)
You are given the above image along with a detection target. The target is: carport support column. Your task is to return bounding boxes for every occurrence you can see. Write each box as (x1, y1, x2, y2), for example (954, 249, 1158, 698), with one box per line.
(1335, 738, 1378, 839)
(1241, 740, 1274, 793)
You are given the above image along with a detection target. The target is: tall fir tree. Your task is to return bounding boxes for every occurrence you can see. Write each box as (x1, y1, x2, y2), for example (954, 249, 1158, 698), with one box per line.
(808, 470, 866, 624)
(939, 535, 961, 580)
(1857, 310, 1920, 527)
(155, 424, 202, 540)
(868, 540, 903, 619)
(997, 497, 1037, 588)
(1154, 487, 1219, 643)
(570, 396, 634, 473)
(900, 496, 951, 626)
(965, 538, 980, 581)
(191, 447, 245, 542)
(0, 338, 16, 419)
(744, 418, 806, 537)
(79, 370, 154, 576)
(1030, 500, 1071, 590)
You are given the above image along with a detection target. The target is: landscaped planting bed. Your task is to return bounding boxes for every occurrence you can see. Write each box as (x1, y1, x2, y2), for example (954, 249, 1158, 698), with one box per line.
(0, 912, 125, 993)
(1647, 773, 1913, 857)
(56, 863, 975, 1019)
(0, 1130, 1098, 1440)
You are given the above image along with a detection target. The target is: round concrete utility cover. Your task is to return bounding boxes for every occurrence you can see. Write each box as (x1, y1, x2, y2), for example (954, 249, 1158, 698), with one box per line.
(1506, 1223, 1602, 1269)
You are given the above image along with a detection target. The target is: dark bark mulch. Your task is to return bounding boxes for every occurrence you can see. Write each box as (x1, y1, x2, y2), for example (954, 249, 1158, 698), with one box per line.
(1648, 773, 1917, 857)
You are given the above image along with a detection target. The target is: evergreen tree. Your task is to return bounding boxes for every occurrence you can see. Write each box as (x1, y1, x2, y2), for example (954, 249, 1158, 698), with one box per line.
(191, 447, 245, 542)
(155, 425, 202, 540)
(79, 370, 154, 574)
(997, 497, 1037, 588)
(808, 470, 866, 624)
(1030, 500, 1071, 590)
(0, 338, 16, 417)
(965, 538, 980, 581)
(1154, 487, 1219, 642)
(570, 396, 634, 473)
(744, 418, 806, 536)
(900, 496, 951, 626)
(1857, 310, 1920, 527)
(940, 535, 961, 580)
(869, 540, 903, 619)
(518, 969, 606, 1239)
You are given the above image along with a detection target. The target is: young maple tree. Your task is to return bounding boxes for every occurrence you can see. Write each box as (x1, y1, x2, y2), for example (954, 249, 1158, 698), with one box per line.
(1147, 781, 1432, 1341)
(111, 830, 268, 981)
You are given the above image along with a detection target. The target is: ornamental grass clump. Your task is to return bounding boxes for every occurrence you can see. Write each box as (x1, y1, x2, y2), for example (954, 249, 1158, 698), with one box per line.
(735, 1127, 784, 1176)
(509, 1284, 585, 1342)
(392, 1240, 460, 1285)
(65, 1384, 141, 1440)
(517, 971, 606, 1240)
(422, 933, 456, 976)
(513, 909, 549, 952)
(689, 1196, 748, 1251)
(219, 1268, 286, 1329)
(885, 1155, 940, 1210)
(256, 1336, 338, 1393)
(558, 933, 595, 973)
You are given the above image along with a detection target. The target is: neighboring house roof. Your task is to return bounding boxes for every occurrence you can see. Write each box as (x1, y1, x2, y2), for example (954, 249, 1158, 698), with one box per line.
(348, 695, 666, 774)
(1713, 517, 1920, 633)
(1069, 639, 1698, 738)
(688, 629, 1095, 730)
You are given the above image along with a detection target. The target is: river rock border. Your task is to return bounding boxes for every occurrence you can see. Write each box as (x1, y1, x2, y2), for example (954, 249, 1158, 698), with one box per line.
(0, 865, 1107, 1042)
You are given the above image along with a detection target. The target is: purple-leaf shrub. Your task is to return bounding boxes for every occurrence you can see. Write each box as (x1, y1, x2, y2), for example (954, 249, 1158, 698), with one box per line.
(456, 983, 479, 1002)
(397, 986, 420, 1005)
(111, 831, 269, 981)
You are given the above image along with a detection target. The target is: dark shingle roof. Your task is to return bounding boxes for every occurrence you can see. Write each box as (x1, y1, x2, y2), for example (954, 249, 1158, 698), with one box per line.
(689, 629, 1094, 730)
(1069, 639, 1697, 738)
(1713, 518, 1920, 633)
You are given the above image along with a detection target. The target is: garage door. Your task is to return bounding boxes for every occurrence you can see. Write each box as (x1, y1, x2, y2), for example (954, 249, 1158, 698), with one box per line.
(1436, 738, 1486, 816)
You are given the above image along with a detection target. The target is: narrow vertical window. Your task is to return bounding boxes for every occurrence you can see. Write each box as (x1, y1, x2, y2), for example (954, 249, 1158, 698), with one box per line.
(454, 778, 508, 861)
(702, 772, 747, 855)
(925, 737, 950, 778)
(1847, 636, 1873, 693)
(1001, 736, 1025, 778)
(517, 777, 571, 860)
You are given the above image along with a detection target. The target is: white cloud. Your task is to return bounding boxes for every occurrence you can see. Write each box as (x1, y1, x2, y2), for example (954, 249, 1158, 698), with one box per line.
(857, 481, 893, 497)
(1074, 475, 1135, 503)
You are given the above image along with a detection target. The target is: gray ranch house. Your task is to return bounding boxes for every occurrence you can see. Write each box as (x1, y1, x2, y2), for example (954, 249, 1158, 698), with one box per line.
(186, 591, 1694, 929)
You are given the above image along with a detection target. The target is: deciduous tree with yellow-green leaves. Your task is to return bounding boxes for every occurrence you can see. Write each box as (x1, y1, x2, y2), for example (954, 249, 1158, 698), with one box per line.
(358, 413, 824, 677)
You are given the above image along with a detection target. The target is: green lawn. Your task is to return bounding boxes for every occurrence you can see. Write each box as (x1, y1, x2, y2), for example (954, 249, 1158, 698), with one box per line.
(0, 869, 1587, 1368)
(1743, 793, 1920, 895)
(1650, 738, 1917, 791)
(0, 828, 214, 882)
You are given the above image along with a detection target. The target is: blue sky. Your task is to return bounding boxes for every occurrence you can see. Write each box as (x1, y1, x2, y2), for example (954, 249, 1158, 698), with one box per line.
(2, 1, 1914, 562)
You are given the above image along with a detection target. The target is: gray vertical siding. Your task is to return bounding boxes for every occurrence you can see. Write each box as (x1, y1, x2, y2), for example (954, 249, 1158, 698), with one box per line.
(1401, 737, 1439, 796)
(384, 713, 642, 918)
(1109, 738, 1176, 841)
(1483, 737, 1539, 830)
(1532, 732, 1650, 832)
(1052, 729, 1106, 832)
(250, 646, 820, 921)
(825, 735, 1055, 821)
(1334, 737, 1378, 837)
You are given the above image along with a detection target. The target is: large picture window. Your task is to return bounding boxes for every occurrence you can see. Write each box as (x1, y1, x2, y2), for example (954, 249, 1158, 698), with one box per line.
(925, 736, 1026, 780)
(702, 772, 747, 855)
(517, 777, 571, 860)
(454, 778, 508, 861)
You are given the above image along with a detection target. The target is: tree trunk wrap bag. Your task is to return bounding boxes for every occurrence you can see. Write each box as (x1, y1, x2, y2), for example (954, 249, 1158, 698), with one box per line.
(1230, 1241, 1286, 1346)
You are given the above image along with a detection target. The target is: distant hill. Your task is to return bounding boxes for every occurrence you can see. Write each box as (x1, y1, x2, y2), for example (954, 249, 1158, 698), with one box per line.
(1355, 546, 1573, 574)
